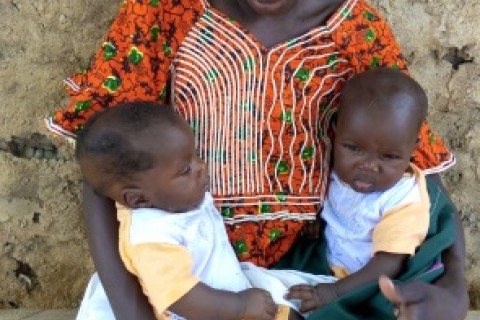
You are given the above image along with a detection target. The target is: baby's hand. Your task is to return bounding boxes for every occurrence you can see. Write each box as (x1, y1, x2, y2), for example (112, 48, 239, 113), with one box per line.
(240, 288, 278, 320)
(301, 220, 323, 239)
(285, 283, 338, 313)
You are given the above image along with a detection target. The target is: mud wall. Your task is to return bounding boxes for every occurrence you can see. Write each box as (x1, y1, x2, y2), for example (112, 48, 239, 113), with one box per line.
(0, 0, 479, 309)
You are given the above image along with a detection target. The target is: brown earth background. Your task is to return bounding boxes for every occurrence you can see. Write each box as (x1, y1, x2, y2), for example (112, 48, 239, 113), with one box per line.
(0, 0, 479, 310)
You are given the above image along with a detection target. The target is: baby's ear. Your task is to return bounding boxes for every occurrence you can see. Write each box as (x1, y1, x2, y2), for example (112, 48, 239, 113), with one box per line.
(122, 188, 151, 209)
(331, 112, 338, 132)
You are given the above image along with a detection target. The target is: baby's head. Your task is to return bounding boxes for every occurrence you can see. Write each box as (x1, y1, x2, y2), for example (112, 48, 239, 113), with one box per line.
(76, 101, 208, 212)
(334, 68, 428, 193)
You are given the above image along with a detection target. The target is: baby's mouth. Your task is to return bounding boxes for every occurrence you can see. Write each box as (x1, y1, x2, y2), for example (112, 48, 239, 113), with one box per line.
(352, 177, 375, 192)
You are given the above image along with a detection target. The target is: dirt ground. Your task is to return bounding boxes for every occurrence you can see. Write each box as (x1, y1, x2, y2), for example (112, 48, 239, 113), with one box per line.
(0, 0, 479, 309)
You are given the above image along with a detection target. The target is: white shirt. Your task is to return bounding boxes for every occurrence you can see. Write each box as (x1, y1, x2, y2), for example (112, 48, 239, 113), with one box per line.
(322, 166, 429, 274)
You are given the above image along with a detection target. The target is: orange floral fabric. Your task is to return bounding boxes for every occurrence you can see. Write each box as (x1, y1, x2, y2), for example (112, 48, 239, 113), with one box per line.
(50, 0, 204, 134)
(47, 0, 454, 267)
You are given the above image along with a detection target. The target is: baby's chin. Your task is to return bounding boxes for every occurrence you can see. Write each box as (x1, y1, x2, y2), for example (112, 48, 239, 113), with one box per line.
(350, 179, 396, 194)
(169, 193, 207, 213)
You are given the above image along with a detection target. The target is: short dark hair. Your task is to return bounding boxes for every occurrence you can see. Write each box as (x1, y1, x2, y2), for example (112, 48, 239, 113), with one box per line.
(76, 101, 181, 190)
(339, 68, 428, 131)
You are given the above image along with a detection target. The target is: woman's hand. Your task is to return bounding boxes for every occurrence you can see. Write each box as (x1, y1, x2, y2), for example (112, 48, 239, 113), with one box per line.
(380, 275, 469, 320)
(301, 220, 323, 239)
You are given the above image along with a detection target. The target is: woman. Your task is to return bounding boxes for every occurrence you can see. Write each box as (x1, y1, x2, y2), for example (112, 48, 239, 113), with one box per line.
(47, 0, 468, 319)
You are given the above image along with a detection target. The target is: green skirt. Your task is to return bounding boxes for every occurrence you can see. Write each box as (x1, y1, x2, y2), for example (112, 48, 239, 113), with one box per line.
(273, 178, 457, 320)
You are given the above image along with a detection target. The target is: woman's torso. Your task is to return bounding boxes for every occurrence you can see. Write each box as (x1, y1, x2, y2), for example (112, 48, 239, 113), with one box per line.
(168, 0, 379, 266)
(171, 0, 358, 218)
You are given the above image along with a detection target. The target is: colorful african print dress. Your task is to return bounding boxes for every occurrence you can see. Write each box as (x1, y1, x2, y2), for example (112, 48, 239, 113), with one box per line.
(46, 0, 455, 267)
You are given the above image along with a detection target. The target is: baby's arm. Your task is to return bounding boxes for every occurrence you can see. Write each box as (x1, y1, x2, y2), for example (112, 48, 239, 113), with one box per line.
(171, 282, 277, 320)
(332, 252, 408, 296)
(287, 252, 407, 312)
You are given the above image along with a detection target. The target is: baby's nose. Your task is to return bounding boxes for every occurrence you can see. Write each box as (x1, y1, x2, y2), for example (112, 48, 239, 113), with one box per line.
(359, 159, 379, 172)
(195, 158, 207, 175)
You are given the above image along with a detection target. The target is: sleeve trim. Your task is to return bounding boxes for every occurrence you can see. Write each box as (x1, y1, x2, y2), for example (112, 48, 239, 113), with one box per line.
(44, 117, 77, 142)
(423, 154, 456, 175)
(63, 77, 81, 92)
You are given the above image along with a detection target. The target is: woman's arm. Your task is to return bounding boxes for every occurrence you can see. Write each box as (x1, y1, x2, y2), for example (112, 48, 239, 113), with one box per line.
(82, 181, 156, 320)
(429, 174, 467, 295)
(380, 174, 469, 320)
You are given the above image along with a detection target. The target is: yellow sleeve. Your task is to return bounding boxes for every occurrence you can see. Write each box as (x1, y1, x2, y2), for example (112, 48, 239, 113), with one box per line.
(116, 204, 199, 317)
(128, 243, 200, 317)
(372, 168, 430, 256)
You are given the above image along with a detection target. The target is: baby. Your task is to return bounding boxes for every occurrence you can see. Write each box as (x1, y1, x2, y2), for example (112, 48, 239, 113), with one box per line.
(289, 68, 431, 312)
(75, 101, 335, 320)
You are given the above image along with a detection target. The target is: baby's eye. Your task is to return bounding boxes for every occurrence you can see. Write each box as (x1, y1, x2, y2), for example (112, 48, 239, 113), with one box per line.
(343, 144, 360, 152)
(180, 166, 191, 176)
(382, 154, 401, 160)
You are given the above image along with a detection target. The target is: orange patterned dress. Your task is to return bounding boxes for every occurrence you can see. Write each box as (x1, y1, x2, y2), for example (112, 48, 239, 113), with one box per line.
(46, 0, 455, 267)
